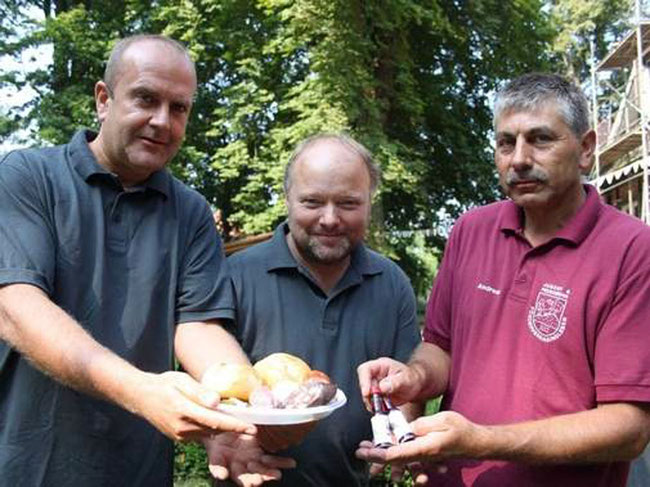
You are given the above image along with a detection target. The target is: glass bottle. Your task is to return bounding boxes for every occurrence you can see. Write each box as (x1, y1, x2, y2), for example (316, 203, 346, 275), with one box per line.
(370, 384, 393, 449)
(384, 396, 415, 443)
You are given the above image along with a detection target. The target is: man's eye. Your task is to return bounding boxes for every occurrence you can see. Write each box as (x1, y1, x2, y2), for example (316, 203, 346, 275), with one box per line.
(302, 199, 320, 208)
(136, 93, 156, 105)
(339, 201, 359, 210)
(172, 103, 189, 114)
(497, 139, 514, 150)
(533, 134, 553, 144)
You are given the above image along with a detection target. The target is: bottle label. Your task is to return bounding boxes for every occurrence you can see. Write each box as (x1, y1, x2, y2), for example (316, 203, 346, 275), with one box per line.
(388, 409, 415, 443)
(371, 414, 393, 448)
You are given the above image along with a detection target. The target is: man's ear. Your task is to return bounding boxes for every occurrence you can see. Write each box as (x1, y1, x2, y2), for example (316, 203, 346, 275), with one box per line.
(94, 81, 111, 123)
(578, 129, 597, 174)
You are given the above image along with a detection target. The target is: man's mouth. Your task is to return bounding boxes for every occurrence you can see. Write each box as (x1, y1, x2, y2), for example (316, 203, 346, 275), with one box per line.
(506, 170, 547, 189)
(509, 180, 542, 192)
(314, 234, 344, 243)
(140, 136, 166, 146)
(511, 179, 539, 186)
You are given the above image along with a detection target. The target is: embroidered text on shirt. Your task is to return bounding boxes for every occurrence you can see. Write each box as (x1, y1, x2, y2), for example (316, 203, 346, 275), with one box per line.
(477, 283, 501, 296)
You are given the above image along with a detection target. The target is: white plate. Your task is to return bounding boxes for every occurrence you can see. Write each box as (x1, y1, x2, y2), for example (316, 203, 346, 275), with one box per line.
(218, 389, 347, 425)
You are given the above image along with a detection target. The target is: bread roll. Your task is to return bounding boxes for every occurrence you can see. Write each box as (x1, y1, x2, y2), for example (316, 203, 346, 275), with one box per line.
(306, 369, 331, 384)
(253, 352, 311, 388)
(202, 363, 262, 401)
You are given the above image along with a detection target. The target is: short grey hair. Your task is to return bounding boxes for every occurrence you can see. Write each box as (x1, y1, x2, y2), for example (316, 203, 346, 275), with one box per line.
(103, 34, 196, 94)
(284, 134, 381, 195)
(494, 73, 590, 137)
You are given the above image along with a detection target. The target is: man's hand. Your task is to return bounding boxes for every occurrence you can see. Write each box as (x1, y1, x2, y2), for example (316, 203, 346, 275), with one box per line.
(356, 411, 482, 485)
(357, 357, 422, 411)
(357, 411, 482, 462)
(203, 432, 296, 487)
(131, 371, 257, 442)
(360, 441, 430, 486)
(256, 421, 318, 452)
(0, 285, 255, 442)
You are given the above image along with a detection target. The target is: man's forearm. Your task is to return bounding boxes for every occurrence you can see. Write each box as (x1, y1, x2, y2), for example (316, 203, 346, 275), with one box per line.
(407, 342, 450, 401)
(475, 402, 650, 464)
(0, 283, 149, 414)
(175, 320, 250, 380)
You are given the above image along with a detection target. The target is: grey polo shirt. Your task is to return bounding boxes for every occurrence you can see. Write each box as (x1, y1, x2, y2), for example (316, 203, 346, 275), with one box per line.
(227, 222, 421, 487)
(0, 130, 234, 486)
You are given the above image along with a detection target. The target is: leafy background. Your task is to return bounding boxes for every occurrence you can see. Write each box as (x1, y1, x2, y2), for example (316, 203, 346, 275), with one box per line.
(0, 0, 634, 485)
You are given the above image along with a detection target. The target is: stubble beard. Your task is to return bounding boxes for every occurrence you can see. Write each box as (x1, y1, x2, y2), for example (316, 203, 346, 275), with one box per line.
(301, 234, 354, 265)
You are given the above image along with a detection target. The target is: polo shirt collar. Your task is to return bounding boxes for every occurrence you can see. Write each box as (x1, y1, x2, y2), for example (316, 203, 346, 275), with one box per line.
(265, 221, 383, 277)
(265, 222, 300, 271)
(499, 184, 601, 246)
(68, 129, 171, 198)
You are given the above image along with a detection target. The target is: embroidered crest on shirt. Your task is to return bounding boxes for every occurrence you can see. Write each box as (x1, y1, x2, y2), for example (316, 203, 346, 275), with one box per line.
(527, 283, 569, 342)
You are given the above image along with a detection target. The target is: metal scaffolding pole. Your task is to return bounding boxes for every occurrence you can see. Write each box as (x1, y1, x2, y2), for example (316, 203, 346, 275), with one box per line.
(590, 38, 601, 187)
(635, 0, 650, 223)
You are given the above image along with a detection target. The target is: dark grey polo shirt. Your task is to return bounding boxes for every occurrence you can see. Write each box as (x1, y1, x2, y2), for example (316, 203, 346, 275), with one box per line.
(226, 222, 421, 487)
(0, 130, 234, 486)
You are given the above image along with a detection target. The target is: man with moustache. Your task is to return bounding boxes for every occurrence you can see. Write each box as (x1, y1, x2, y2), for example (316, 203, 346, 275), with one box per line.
(356, 73, 650, 487)
(0, 35, 292, 486)
(214, 134, 421, 486)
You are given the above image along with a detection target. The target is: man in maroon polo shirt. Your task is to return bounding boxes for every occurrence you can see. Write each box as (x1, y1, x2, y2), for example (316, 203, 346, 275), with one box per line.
(355, 73, 650, 487)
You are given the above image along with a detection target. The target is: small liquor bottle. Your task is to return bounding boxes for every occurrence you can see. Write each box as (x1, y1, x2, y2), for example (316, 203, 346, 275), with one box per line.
(384, 396, 415, 443)
(370, 384, 393, 449)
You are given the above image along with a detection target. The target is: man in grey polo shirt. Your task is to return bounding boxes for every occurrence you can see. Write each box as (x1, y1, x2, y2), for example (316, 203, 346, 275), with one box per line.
(214, 134, 422, 486)
(0, 34, 292, 486)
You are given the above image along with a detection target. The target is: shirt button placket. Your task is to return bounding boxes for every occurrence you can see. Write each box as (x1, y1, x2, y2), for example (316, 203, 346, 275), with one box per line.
(107, 192, 127, 251)
(510, 254, 532, 301)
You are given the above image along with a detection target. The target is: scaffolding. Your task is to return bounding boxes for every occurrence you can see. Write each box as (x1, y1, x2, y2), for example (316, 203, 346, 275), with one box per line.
(590, 0, 650, 223)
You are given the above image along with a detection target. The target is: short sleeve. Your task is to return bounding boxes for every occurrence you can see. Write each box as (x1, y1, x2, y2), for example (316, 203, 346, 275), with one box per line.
(0, 152, 55, 294)
(422, 220, 463, 352)
(175, 202, 235, 324)
(594, 233, 650, 403)
(392, 267, 421, 362)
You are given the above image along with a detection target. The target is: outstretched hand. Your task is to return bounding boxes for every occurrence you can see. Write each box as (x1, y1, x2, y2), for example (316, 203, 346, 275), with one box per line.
(204, 432, 297, 487)
(356, 411, 486, 485)
(131, 370, 257, 442)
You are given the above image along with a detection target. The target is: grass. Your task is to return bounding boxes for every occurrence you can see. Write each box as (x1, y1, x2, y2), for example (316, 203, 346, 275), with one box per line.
(174, 480, 212, 487)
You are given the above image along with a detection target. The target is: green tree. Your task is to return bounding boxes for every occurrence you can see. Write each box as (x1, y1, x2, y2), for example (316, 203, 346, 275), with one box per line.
(157, 0, 554, 276)
(2, 2, 120, 146)
(548, 0, 632, 82)
(0, 1, 634, 484)
(0, 0, 553, 292)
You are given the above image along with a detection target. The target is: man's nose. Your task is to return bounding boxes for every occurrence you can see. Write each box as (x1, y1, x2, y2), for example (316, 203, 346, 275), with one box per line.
(149, 105, 171, 130)
(511, 136, 533, 170)
(319, 204, 340, 226)
(511, 135, 533, 171)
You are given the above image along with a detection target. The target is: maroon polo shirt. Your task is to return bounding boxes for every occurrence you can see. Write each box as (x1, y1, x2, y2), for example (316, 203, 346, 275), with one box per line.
(423, 185, 650, 487)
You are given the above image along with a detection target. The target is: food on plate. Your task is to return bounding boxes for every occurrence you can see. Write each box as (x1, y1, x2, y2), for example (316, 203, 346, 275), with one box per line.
(205, 353, 338, 409)
(253, 352, 311, 388)
(306, 369, 332, 384)
(273, 378, 338, 409)
(201, 363, 262, 401)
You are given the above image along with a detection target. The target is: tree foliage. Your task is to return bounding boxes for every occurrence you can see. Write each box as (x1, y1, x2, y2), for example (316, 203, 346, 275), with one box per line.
(548, 0, 632, 82)
(0, 1, 634, 483)
(175, 0, 555, 245)
(0, 0, 625, 297)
